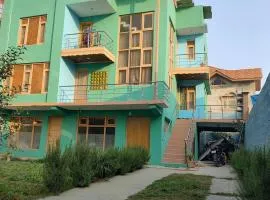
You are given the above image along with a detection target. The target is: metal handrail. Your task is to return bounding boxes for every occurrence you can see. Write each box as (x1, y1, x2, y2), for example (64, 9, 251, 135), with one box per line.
(58, 81, 170, 104)
(180, 104, 244, 120)
(63, 30, 113, 51)
(175, 52, 207, 67)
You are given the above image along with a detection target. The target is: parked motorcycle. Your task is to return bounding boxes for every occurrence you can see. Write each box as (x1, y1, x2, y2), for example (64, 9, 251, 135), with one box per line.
(211, 146, 226, 167)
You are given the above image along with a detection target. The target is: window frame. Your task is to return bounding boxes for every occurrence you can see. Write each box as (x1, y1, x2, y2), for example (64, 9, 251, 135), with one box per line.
(77, 116, 116, 150)
(10, 63, 50, 94)
(11, 117, 42, 150)
(118, 12, 154, 84)
(41, 63, 50, 93)
(18, 15, 47, 46)
(179, 87, 196, 110)
(21, 65, 33, 94)
(187, 40, 195, 60)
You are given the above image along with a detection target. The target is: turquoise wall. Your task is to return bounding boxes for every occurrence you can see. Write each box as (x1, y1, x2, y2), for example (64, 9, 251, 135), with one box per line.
(176, 34, 207, 67)
(178, 80, 207, 119)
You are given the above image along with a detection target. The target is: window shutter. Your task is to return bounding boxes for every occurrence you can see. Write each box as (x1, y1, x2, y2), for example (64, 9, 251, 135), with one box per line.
(31, 64, 44, 94)
(12, 65, 24, 92)
(27, 16, 39, 45)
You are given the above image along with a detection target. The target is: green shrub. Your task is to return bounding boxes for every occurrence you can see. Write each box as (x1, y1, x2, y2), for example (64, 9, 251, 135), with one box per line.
(231, 147, 270, 200)
(43, 143, 72, 194)
(43, 144, 150, 192)
(118, 147, 150, 175)
(90, 148, 120, 179)
(69, 144, 93, 187)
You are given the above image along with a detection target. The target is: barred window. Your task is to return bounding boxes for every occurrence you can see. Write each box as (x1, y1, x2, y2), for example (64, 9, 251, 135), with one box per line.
(77, 117, 116, 150)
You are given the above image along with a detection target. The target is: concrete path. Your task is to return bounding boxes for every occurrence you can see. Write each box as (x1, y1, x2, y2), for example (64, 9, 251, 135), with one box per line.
(39, 168, 177, 200)
(40, 165, 240, 200)
(202, 165, 240, 200)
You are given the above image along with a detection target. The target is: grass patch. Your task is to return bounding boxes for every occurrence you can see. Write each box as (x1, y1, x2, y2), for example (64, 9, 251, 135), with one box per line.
(0, 160, 49, 200)
(127, 174, 212, 200)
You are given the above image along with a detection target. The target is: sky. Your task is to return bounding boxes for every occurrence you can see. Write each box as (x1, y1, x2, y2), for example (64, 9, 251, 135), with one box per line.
(194, 0, 270, 87)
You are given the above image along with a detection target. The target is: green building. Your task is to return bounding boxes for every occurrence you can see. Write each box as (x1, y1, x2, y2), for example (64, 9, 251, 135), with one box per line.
(0, 0, 212, 166)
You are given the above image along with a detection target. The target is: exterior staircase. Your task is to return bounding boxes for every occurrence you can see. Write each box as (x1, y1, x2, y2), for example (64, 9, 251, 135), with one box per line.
(163, 119, 193, 164)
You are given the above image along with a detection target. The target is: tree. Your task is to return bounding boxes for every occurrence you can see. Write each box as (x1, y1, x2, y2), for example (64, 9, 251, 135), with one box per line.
(0, 46, 26, 148)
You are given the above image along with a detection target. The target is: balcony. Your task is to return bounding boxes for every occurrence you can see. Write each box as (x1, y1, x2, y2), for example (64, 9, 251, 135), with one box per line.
(172, 53, 209, 81)
(61, 31, 115, 63)
(57, 82, 169, 110)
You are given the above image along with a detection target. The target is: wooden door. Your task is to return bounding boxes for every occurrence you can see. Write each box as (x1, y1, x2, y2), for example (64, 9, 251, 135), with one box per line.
(80, 22, 93, 48)
(75, 70, 88, 103)
(47, 117, 63, 149)
(187, 89, 196, 110)
(127, 117, 150, 150)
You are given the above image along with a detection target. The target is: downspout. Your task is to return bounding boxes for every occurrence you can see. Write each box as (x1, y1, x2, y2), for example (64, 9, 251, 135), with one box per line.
(46, 0, 58, 102)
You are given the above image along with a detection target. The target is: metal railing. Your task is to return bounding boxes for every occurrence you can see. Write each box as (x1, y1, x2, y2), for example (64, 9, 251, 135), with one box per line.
(63, 30, 113, 52)
(175, 53, 207, 67)
(58, 82, 170, 105)
(180, 104, 243, 120)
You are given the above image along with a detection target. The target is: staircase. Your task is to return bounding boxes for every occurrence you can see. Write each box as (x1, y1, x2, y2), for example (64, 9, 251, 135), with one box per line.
(163, 119, 193, 164)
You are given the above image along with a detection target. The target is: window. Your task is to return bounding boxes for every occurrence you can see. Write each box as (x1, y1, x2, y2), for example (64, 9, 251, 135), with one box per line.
(22, 65, 32, 93)
(187, 40, 195, 60)
(18, 15, 47, 45)
(10, 117, 42, 149)
(179, 87, 196, 110)
(8, 63, 50, 94)
(77, 117, 116, 150)
(42, 64, 50, 93)
(118, 12, 153, 84)
(90, 71, 108, 90)
(222, 96, 237, 110)
(211, 76, 226, 86)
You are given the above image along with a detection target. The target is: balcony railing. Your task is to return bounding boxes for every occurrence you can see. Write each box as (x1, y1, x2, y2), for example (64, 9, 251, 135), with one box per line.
(58, 82, 170, 108)
(176, 53, 207, 67)
(180, 105, 243, 120)
(63, 31, 113, 52)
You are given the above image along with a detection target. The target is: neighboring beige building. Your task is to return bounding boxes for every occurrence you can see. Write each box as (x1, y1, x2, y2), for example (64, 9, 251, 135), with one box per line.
(207, 66, 262, 120)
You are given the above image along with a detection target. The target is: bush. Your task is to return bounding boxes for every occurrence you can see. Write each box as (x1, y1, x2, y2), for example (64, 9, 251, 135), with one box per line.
(43, 144, 150, 192)
(43, 143, 72, 194)
(118, 147, 150, 175)
(231, 147, 270, 200)
(69, 144, 93, 187)
(93, 148, 121, 179)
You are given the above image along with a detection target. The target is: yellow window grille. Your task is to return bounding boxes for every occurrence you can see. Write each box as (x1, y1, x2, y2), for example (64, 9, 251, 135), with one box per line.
(90, 71, 108, 90)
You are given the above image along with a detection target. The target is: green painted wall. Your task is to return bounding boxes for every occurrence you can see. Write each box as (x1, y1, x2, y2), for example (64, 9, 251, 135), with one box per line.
(176, 6, 204, 30)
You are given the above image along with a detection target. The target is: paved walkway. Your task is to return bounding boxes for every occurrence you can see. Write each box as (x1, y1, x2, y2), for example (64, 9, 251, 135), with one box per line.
(40, 165, 240, 200)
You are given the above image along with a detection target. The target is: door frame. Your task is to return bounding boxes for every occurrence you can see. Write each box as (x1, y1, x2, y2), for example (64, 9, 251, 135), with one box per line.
(79, 22, 93, 47)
